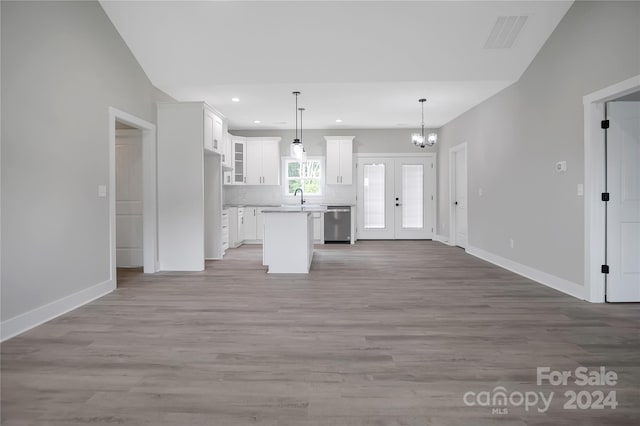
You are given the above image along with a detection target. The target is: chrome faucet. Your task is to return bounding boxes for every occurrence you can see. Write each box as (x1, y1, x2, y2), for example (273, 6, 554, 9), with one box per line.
(294, 188, 305, 205)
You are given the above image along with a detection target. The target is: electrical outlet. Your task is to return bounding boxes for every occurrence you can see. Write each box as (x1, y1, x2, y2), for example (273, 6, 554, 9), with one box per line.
(478, 187, 483, 197)
(577, 183, 584, 196)
(509, 238, 514, 249)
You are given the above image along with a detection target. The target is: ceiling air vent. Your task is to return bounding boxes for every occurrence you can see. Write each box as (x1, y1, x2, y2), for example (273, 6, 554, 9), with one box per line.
(484, 16, 528, 49)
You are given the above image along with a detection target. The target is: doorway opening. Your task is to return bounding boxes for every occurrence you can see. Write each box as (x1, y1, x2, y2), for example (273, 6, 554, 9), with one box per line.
(115, 123, 143, 273)
(356, 154, 436, 240)
(583, 75, 640, 303)
(449, 143, 468, 249)
(108, 108, 158, 289)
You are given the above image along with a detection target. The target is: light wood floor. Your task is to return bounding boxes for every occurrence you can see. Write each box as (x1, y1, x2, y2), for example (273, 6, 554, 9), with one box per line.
(2, 241, 639, 425)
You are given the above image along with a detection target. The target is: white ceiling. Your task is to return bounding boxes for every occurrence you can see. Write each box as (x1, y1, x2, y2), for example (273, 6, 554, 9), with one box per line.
(100, 0, 573, 130)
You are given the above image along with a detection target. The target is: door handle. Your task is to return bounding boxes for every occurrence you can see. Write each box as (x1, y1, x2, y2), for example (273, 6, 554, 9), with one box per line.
(396, 203, 401, 207)
(455, 201, 458, 205)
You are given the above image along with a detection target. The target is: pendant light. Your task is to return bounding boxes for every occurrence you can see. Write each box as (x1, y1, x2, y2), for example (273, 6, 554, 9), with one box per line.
(290, 91, 304, 159)
(411, 98, 437, 148)
(298, 107, 307, 161)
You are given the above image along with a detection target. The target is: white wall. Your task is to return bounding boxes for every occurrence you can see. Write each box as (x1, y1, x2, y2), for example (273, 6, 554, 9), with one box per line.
(437, 1, 640, 286)
(225, 128, 437, 205)
(1, 1, 173, 331)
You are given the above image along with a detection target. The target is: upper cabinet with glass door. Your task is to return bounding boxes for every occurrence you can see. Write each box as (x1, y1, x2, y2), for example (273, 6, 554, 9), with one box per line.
(325, 136, 354, 185)
(224, 136, 246, 185)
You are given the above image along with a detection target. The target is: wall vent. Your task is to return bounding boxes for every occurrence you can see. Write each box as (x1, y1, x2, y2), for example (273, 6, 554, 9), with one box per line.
(484, 16, 528, 49)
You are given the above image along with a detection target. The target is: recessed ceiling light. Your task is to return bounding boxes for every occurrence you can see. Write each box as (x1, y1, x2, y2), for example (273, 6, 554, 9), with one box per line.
(231, 97, 240, 102)
(335, 119, 343, 123)
(253, 120, 261, 124)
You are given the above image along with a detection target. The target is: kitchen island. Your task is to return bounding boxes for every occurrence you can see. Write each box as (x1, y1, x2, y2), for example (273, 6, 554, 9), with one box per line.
(262, 205, 327, 273)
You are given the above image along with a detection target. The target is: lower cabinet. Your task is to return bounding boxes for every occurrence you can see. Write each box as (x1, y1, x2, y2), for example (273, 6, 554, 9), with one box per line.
(221, 209, 229, 255)
(312, 212, 323, 243)
(241, 206, 265, 242)
(227, 206, 324, 247)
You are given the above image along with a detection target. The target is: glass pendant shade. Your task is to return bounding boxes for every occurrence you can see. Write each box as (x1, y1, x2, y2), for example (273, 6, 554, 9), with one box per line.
(411, 133, 425, 146)
(291, 141, 303, 160)
(290, 91, 305, 160)
(427, 133, 438, 146)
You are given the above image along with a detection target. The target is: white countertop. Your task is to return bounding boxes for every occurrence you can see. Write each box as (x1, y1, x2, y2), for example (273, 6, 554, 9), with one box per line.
(224, 203, 355, 209)
(262, 205, 328, 213)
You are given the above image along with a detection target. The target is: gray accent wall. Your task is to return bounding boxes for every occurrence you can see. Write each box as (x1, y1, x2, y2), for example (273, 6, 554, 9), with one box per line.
(437, 1, 640, 285)
(1, 1, 173, 322)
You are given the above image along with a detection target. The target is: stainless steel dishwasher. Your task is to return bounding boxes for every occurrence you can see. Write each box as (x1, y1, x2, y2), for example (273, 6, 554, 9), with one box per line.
(324, 206, 351, 243)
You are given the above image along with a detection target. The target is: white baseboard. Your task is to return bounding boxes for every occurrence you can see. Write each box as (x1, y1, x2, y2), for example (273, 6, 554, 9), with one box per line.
(1, 279, 115, 342)
(466, 245, 586, 301)
(434, 234, 454, 246)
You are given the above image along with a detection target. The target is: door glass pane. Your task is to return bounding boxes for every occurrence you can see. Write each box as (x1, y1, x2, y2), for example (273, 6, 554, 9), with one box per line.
(364, 164, 385, 229)
(402, 164, 423, 228)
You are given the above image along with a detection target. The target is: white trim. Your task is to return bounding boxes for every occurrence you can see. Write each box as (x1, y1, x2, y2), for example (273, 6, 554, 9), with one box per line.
(434, 234, 454, 245)
(448, 142, 468, 248)
(355, 152, 434, 158)
(282, 156, 325, 199)
(0, 280, 115, 341)
(108, 107, 158, 276)
(466, 245, 586, 301)
(582, 75, 640, 303)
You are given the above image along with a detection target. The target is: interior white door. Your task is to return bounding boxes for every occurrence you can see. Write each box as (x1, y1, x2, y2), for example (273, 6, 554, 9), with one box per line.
(607, 102, 640, 302)
(357, 158, 395, 239)
(115, 129, 143, 267)
(453, 148, 468, 248)
(394, 157, 435, 239)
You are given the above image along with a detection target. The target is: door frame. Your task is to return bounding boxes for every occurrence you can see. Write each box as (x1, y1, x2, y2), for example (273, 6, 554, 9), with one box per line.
(583, 74, 640, 303)
(355, 152, 437, 240)
(448, 142, 468, 248)
(108, 107, 158, 282)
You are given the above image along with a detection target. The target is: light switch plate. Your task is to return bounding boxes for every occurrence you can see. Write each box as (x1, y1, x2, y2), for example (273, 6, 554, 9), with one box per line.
(98, 185, 107, 198)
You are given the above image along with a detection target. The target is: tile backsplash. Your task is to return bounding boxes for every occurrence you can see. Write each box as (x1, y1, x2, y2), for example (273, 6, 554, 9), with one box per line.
(224, 183, 355, 205)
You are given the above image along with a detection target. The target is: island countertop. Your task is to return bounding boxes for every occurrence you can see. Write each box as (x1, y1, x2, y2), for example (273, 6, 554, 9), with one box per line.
(261, 205, 328, 213)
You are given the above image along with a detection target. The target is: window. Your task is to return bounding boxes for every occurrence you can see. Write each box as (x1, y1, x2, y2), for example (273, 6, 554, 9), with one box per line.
(285, 158, 322, 196)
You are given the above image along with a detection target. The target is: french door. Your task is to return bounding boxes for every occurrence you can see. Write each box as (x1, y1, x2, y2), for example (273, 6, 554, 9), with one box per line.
(357, 156, 436, 239)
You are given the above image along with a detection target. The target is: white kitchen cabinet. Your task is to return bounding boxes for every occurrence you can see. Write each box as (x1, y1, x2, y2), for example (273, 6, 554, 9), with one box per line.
(313, 212, 323, 243)
(225, 137, 246, 185)
(228, 207, 246, 248)
(325, 136, 354, 185)
(245, 138, 281, 185)
(237, 207, 245, 245)
(242, 206, 265, 242)
(222, 131, 233, 170)
(221, 209, 229, 255)
(204, 109, 223, 154)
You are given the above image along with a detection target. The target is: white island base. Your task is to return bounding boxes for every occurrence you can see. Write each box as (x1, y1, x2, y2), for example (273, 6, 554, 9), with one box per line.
(262, 209, 317, 273)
